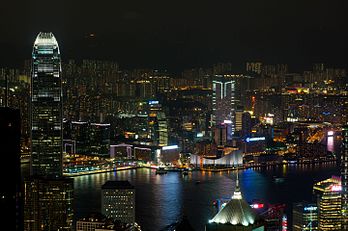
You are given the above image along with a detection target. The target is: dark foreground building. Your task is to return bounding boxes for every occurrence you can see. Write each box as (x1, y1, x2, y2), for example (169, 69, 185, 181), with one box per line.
(0, 107, 22, 230)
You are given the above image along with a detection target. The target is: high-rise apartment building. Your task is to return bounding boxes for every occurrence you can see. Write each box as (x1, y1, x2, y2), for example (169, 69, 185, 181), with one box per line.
(342, 125, 348, 230)
(101, 181, 135, 224)
(30, 32, 63, 178)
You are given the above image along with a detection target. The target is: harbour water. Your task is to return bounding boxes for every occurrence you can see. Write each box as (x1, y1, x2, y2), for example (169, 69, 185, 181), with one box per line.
(71, 163, 339, 230)
(20, 136, 341, 230)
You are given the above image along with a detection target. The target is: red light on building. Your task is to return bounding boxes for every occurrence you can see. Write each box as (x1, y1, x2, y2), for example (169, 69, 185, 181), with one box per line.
(251, 203, 264, 209)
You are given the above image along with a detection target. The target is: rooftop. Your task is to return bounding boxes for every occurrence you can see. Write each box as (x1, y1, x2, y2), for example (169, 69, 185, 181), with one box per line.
(34, 32, 59, 46)
(209, 171, 260, 227)
(102, 180, 135, 190)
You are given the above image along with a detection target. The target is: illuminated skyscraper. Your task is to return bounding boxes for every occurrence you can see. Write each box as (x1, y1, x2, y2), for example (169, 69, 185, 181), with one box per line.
(24, 32, 74, 231)
(342, 125, 348, 230)
(101, 181, 135, 224)
(30, 32, 63, 178)
(313, 177, 341, 231)
(211, 74, 240, 139)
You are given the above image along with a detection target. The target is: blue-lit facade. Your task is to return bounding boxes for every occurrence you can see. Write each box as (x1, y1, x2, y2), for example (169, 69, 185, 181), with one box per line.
(30, 32, 63, 178)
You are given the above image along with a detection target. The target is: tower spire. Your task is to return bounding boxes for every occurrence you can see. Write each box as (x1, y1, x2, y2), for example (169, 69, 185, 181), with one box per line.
(232, 166, 242, 199)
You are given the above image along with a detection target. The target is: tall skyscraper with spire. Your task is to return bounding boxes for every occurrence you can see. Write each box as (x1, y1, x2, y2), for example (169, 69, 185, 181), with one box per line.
(24, 32, 73, 231)
(30, 32, 63, 178)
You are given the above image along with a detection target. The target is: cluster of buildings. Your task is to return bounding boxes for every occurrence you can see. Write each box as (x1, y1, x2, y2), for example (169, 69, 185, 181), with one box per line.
(0, 32, 141, 231)
(205, 124, 348, 231)
(2, 51, 347, 169)
(0, 30, 348, 230)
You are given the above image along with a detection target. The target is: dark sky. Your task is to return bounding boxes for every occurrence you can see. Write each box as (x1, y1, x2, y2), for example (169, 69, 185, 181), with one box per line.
(2, 0, 348, 72)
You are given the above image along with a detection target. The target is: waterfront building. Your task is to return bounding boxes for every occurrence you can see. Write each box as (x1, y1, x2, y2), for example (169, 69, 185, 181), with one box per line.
(24, 32, 74, 231)
(90, 123, 111, 156)
(71, 121, 90, 155)
(205, 171, 264, 230)
(292, 202, 318, 231)
(101, 181, 135, 224)
(313, 177, 341, 231)
(0, 107, 22, 230)
(342, 125, 348, 230)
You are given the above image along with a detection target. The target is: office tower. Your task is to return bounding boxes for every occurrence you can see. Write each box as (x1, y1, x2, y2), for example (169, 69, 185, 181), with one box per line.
(148, 101, 168, 146)
(211, 74, 239, 138)
(241, 112, 252, 138)
(342, 125, 348, 230)
(292, 202, 318, 231)
(101, 181, 135, 224)
(30, 32, 63, 177)
(234, 106, 244, 134)
(313, 177, 341, 231)
(206, 171, 264, 231)
(90, 123, 111, 156)
(0, 107, 22, 230)
(24, 32, 74, 231)
(71, 121, 89, 155)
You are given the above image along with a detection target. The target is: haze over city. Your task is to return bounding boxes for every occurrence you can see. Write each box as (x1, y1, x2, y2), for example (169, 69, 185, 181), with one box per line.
(2, 1, 348, 71)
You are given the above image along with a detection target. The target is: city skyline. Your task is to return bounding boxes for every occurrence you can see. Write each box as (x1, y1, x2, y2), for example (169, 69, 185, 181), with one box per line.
(2, 1, 348, 72)
(1, 1, 348, 229)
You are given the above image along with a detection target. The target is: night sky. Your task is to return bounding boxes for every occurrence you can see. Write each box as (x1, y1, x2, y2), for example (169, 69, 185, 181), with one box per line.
(2, 0, 348, 72)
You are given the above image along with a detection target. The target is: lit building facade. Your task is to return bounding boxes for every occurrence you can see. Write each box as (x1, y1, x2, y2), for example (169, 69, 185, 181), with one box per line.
(148, 100, 168, 146)
(101, 181, 135, 224)
(212, 74, 241, 139)
(24, 32, 74, 231)
(292, 202, 318, 231)
(313, 177, 341, 231)
(24, 177, 74, 231)
(342, 125, 348, 230)
(30, 32, 63, 178)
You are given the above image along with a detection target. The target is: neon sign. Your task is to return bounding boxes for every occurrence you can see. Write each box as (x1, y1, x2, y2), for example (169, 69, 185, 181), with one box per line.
(246, 137, 266, 142)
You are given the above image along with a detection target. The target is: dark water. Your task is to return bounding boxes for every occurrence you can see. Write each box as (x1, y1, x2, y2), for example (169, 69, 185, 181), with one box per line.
(72, 162, 338, 231)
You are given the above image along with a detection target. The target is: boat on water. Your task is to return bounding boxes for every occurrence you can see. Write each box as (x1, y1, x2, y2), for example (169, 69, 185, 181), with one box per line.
(273, 176, 285, 183)
(156, 167, 168, 174)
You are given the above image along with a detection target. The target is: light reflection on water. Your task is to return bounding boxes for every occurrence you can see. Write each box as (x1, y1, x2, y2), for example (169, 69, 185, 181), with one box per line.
(72, 163, 338, 231)
(21, 163, 339, 231)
